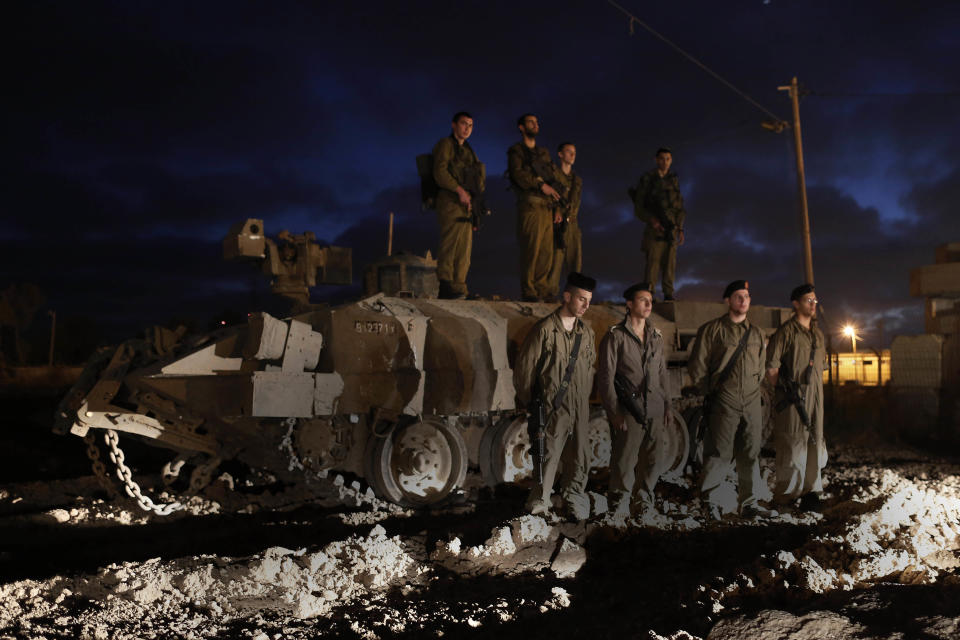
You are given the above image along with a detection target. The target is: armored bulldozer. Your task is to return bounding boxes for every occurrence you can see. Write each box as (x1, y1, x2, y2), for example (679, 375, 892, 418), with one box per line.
(56, 220, 791, 512)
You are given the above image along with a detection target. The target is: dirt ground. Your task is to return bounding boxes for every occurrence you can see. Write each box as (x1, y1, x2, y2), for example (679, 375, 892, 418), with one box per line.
(2, 391, 959, 639)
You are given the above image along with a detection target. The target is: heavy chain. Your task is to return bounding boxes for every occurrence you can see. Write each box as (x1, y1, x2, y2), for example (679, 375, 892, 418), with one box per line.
(103, 429, 183, 516)
(83, 431, 119, 499)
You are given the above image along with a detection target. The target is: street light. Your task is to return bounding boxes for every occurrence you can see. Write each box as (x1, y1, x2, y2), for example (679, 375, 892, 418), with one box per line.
(842, 324, 859, 353)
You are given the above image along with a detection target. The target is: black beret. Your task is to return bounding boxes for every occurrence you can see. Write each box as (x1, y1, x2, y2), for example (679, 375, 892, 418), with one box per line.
(566, 272, 597, 292)
(790, 283, 815, 302)
(623, 282, 652, 300)
(723, 280, 749, 299)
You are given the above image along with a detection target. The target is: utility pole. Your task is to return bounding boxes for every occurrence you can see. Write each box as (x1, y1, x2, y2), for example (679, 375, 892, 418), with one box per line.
(387, 212, 394, 256)
(778, 77, 815, 285)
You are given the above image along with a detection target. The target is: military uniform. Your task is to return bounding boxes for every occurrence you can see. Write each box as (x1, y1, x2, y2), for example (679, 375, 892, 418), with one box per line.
(766, 316, 827, 502)
(433, 135, 485, 297)
(508, 142, 560, 300)
(547, 170, 583, 297)
(513, 310, 596, 517)
(687, 315, 766, 510)
(597, 317, 669, 516)
(631, 168, 686, 298)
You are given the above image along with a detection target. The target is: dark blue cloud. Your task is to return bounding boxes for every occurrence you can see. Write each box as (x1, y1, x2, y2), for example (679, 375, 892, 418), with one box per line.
(5, 0, 959, 351)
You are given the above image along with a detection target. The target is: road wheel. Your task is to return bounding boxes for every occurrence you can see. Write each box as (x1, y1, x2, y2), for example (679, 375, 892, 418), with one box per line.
(478, 415, 532, 487)
(365, 417, 468, 507)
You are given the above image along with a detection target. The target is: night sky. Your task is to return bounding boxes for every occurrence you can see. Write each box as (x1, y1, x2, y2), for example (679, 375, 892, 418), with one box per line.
(7, 1, 959, 353)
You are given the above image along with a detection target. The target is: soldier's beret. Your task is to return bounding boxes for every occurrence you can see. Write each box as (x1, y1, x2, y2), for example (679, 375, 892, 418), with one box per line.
(723, 280, 749, 299)
(566, 272, 597, 292)
(790, 283, 815, 301)
(623, 282, 652, 300)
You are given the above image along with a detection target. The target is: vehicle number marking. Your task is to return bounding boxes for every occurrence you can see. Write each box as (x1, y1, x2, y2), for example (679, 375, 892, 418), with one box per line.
(354, 320, 396, 335)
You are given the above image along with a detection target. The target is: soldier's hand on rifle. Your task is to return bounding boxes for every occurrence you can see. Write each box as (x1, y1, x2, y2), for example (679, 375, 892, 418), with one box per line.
(651, 219, 664, 232)
(553, 211, 563, 224)
(540, 182, 561, 201)
(766, 367, 780, 387)
(677, 229, 685, 246)
(455, 185, 473, 210)
(611, 413, 627, 432)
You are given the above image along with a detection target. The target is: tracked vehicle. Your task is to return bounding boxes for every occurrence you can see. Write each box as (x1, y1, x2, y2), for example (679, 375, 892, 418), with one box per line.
(56, 220, 790, 512)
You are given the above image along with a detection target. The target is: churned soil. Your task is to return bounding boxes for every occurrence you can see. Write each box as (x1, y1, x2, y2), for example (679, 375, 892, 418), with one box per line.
(2, 395, 959, 639)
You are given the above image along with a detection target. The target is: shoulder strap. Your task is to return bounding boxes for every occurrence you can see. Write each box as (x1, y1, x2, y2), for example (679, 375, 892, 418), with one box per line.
(712, 325, 754, 391)
(801, 325, 817, 384)
(549, 329, 583, 412)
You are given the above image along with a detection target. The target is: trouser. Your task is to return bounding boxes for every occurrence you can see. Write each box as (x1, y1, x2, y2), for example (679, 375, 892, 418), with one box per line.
(643, 238, 677, 298)
(608, 412, 662, 513)
(700, 396, 763, 509)
(517, 197, 555, 300)
(547, 223, 582, 297)
(773, 384, 827, 502)
(436, 194, 473, 295)
(525, 403, 591, 518)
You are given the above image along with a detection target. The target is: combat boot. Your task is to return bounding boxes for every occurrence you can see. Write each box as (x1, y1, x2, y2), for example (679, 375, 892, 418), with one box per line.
(740, 503, 779, 519)
(703, 501, 723, 522)
(526, 499, 551, 516)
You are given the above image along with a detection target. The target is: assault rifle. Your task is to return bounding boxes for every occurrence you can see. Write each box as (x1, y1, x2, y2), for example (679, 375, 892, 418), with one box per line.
(461, 162, 491, 231)
(527, 394, 547, 484)
(530, 157, 569, 251)
(415, 152, 491, 230)
(614, 372, 646, 424)
(627, 185, 678, 243)
(775, 364, 812, 429)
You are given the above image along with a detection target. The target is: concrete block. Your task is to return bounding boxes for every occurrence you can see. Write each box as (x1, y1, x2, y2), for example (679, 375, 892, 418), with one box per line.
(890, 334, 943, 388)
(910, 263, 960, 297)
(935, 242, 960, 264)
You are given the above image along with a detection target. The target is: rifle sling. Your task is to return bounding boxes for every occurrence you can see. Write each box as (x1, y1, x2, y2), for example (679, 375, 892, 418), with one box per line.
(619, 322, 651, 401)
(708, 324, 755, 398)
(544, 329, 583, 422)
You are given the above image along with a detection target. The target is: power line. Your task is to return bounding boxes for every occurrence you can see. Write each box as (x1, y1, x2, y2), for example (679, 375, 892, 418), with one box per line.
(606, 0, 786, 124)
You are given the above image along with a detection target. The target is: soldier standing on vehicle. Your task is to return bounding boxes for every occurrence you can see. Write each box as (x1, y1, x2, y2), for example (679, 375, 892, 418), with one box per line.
(508, 113, 562, 302)
(631, 147, 686, 301)
(765, 284, 827, 510)
(687, 280, 776, 520)
(547, 142, 583, 299)
(432, 111, 485, 299)
(513, 272, 597, 520)
(597, 282, 670, 520)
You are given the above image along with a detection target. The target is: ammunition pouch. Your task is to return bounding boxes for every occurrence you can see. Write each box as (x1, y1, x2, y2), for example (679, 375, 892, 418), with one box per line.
(614, 373, 646, 425)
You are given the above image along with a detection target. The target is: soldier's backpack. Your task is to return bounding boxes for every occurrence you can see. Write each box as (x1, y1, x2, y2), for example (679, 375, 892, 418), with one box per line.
(416, 154, 437, 211)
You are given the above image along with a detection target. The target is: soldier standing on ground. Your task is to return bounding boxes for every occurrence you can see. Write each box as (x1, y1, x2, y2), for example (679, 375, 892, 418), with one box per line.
(631, 147, 686, 301)
(508, 113, 562, 302)
(597, 283, 670, 520)
(547, 142, 583, 299)
(687, 280, 776, 520)
(765, 284, 827, 510)
(513, 272, 597, 520)
(432, 111, 485, 299)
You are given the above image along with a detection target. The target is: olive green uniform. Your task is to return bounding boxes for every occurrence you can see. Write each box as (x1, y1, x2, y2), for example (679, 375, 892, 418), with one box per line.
(508, 142, 560, 300)
(687, 315, 766, 510)
(513, 310, 596, 518)
(597, 317, 669, 515)
(433, 135, 485, 296)
(631, 169, 686, 298)
(547, 170, 583, 297)
(766, 316, 827, 502)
